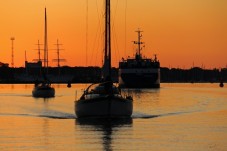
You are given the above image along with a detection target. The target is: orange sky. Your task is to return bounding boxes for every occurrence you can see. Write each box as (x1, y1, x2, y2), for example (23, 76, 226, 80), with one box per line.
(0, 0, 227, 69)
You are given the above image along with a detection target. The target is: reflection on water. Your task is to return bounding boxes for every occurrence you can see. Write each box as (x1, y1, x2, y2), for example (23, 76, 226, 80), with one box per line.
(121, 88, 160, 101)
(33, 97, 54, 103)
(76, 118, 132, 151)
(76, 117, 133, 126)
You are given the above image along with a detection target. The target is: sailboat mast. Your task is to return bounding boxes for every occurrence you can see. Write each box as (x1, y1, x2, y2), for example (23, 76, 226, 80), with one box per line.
(44, 8, 48, 73)
(56, 39, 60, 68)
(103, 0, 111, 80)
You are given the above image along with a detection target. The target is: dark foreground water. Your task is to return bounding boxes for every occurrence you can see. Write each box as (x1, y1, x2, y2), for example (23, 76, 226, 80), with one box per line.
(0, 83, 226, 150)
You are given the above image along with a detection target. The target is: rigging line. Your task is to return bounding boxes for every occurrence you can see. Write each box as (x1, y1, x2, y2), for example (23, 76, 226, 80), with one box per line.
(95, 33, 102, 67)
(95, 0, 103, 66)
(89, 0, 103, 66)
(111, 0, 119, 36)
(93, 22, 102, 67)
(100, 0, 106, 67)
(112, 27, 120, 67)
(88, 0, 94, 66)
(111, 0, 120, 67)
(86, 0, 88, 66)
(125, 0, 127, 57)
(101, 0, 105, 67)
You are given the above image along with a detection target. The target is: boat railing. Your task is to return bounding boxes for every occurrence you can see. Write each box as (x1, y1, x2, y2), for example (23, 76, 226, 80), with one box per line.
(77, 81, 122, 99)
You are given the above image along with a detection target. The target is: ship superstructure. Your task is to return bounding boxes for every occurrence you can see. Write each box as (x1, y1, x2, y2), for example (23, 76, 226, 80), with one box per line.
(119, 29, 160, 88)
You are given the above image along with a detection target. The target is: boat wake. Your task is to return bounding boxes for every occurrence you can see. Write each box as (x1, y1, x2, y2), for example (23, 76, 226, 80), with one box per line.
(132, 110, 195, 119)
(0, 112, 76, 119)
(1, 110, 195, 120)
(38, 114, 76, 119)
(40, 111, 190, 119)
(132, 112, 160, 119)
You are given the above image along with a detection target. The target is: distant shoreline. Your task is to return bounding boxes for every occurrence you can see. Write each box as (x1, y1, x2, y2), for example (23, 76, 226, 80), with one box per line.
(0, 66, 226, 84)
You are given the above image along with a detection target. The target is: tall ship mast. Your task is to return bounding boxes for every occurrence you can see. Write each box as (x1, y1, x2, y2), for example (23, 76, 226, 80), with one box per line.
(119, 29, 160, 88)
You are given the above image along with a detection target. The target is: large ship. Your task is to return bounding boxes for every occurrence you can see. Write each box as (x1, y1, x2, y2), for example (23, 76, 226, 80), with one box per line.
(119, 29, 160, 88)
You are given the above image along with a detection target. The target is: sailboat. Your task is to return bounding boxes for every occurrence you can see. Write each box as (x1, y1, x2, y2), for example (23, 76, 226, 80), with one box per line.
(32, 8, 55, 98)
(75, 0, 133, 118)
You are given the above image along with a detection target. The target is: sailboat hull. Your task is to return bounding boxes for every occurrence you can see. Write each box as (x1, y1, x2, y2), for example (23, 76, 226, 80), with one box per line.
(75, 95, 133, 118)
(32, 86, 55, 98)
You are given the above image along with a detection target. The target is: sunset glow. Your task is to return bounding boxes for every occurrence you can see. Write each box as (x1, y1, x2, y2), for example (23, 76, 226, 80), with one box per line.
(0, 0, 226, 68)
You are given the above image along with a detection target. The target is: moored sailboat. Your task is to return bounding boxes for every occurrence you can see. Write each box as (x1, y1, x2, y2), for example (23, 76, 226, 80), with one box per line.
(75, 0, 133, 118)
(32, 82, 55, 98)
(32, 8, 55, 98)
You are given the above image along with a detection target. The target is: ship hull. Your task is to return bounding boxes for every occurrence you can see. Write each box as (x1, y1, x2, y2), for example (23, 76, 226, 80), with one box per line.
(75, 95, 133, 118)
(119, 68, 160, 88)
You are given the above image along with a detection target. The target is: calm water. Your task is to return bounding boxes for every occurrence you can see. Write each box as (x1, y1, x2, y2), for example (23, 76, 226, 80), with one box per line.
(0, 83, 227, 150)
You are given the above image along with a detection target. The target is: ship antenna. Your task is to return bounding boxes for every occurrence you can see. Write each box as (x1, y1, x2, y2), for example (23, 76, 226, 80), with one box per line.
(133, 29, 144, 59)
(25, 50, 27, 62)
(154, 54, 157, 62)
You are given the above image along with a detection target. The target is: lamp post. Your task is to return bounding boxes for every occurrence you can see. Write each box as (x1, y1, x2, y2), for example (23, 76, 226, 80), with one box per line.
(10, 37, 15, 68)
